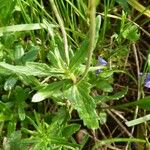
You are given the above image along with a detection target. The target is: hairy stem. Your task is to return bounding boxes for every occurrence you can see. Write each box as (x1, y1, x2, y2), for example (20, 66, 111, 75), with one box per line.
(77, 0, 96, 84)
(49, 0, 69, 66)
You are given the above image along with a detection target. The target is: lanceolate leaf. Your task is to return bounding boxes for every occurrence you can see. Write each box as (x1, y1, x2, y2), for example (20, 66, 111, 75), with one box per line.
(113, 96, 150, 110)
(69, 15, 101, 72)
(47, 47, 65, 69)
(0, 62, 64, 77)
(94, 87, 128, 103)
(65, 82, 99, 129)
(32, 80, 68, 102)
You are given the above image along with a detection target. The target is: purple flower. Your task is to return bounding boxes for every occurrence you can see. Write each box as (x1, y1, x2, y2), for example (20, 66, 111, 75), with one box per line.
(144, 73, 150, 88)
(140, 73, 150, 88)
(96, 56, 107, 75)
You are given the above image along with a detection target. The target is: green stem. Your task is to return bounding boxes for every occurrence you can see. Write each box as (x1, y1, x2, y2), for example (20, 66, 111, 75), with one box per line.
(49, 0, 69, 66)
(92, 138, 146, 150)
(77, 0, 96, 84)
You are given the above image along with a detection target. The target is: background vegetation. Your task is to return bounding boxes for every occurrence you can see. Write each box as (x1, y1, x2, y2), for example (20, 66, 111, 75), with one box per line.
(0, 0, 150, 149)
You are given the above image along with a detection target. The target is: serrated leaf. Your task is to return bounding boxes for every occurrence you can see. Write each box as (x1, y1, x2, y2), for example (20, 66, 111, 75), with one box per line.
(69, 15, 101, 72)
(32, 80, 66, 102)
(0, 62, 64, 77)
(122, 23, 140, 42)
(65, 82, 99, 129)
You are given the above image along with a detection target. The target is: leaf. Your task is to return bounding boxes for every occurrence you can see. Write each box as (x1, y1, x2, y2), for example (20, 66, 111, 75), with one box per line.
(4, 131, 22, 150)
(51, 107, 70, 127)
(94, 87, 128, 103)
(22, 45, 40, 63)
(122, 23, 140, 42)
(99, 112, 107, 125)
(0, 62, 64, 77)
(111, 86, 128, 100)
(0, 0, 16, 25)
(69, 15, 101, 72)
(96, 79, 113, 92)
(14, 45, 24, 60)
(50, 137, 79, 149)
(135, 97, 150, 110)
(4, 76, 17, 91)
(115, 0, 129, 12)
(62, 124, 80, 138)
(99, 70, 114, 78)
(0, 23, 50, 37)
(125, 114, 150, 127)
(47, 47, 65, 69)
(65, 82, 99, 129)
(0, 66, 11, 75)
(15, 86, 27, 120)
(32, 80, 67, 102)
(113, 96, 150, 110)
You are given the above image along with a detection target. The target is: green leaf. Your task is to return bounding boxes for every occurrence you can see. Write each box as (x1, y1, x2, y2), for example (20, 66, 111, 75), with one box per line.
(122, 23, 140, 42)
(0, 66, 11, 75)
(22, 47, 40, 63)
(62, 124, 80, 138)
(99, 112, 107, 125)
(110, 86, 128, 100)
(69, 15, 101, 72)
(19, 75, 40, 87)
(99, 70, 114, 78)
(32, 80, 67, 102)
(113, 96, 150, 110)
(15, 86, 27, 120)
(51, 107, 70, 128)
(65, 82, 99, 129)
(14, 45, 25, 60)
(94, 87, 128, 103)
(0, 62, 64, 77)
(0, 23, 50, 36)
(96, 79, 113, 92)
(4, 131, 26, 150)
(0, 0, 16, 25)
(4, 76, 17, 91)
(116, 0, 129, 12)
(135, 97, 150, 110)
(47, 47, 65, 69)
